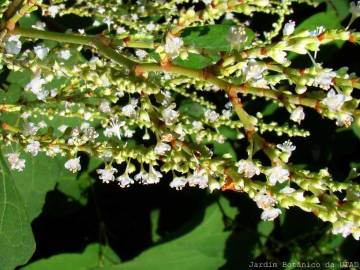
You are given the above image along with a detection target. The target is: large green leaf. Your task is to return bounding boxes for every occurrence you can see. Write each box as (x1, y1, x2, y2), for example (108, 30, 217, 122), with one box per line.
(0, 151, 36, 270)
(21, 244, 120, 270)
(1, 145, 64, 221)
(294, 11, 342, 34)
(110, 199, 236, 270)
(314, 0, 349, 20)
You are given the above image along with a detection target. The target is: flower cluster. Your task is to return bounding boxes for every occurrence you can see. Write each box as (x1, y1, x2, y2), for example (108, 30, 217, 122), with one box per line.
(0, 0, 360, 241)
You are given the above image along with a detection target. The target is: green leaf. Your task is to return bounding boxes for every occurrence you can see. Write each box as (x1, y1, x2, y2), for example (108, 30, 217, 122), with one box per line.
(57, 173, 91, 206)
(314, 0, 349, 20)
(172, 53, 220, 70)
(179, 99, 205, 118)
(218, 126, 239, 140)
(294, 11, 342, 34)
(257, 221, 274, 245)
(261, 103, 279, 117)
(182, 24, 254, 52)
(110, 199, 235, 270)
(2, 146, 64, 220)
(0, 151, 36, 270)
(21, 243, 120, 270)
(352, 122, 360, 139)
(213, 142, 237, 161)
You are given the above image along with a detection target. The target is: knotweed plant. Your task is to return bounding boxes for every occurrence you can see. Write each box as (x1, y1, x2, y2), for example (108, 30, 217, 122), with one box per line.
(1, 0, 360, 243)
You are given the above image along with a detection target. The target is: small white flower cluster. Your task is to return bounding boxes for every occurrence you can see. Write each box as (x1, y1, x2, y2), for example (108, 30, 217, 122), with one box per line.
(322, 89, 353, 127)
(104, 117, 125, 140)
(162, 104, 180, 125)
(154, 142, 171, 155)
(290, 106, 305, 124)
(266, 165, 290, 186)
(254, 189, 282, 221)
(5, 35, 22, 55)
(227, 25, 248, 50)
(332, 221, 359, 240)
(283, 20, 295, 36)
(169, 168, 211, 190)
(236, 159, 260, 178)
(25, 73, 49, 101)
(25, 140, 41, 156)
(164, 35, 184, 59)
(64, 157, 81, 173)
(6, 153, 26, 172)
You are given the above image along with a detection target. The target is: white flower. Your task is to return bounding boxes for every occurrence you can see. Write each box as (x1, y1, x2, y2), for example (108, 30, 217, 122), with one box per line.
(270, 50, 288, 64)
(116, 26, 126, 34)
(201, 0, 212, 4)
(146, 22, 156, 31)
(350, 1, 360, 18)
(277, 140, 296, 154)
(97, 166, 118, 183)
(135, 49, 147, 60)
(46, 146, 61, 157)
(332, 221, 355, 238)
(209, 180, 221, 192)
(34, 45, 49, 60)
(26, 140, 41, 156)
(188, 169, 208, 189)
(254, 189, 276, 209)
(322, 89, 346, 112)
(103, 17, 112, 29)
(6, 153, 26, 172)
(162, 104, 179, 125)
(164, 35, 183, 58)
(59, 49, 71, 60)
(336, 112, 353, 127)
(134, 171, 148, 182)
(192, 121, 203, 131)
(122, 98, 138, 117)
(58, 125, 68, 133)
(32, 21, 46, 30)
(123, 127, 135, 138)
(261, 208, 282, 221)
(236, 159, 261, 178)
(266, 166, 290, 186)
(309, 26, 326, 37)
(48, 5, 60, 17)
(280, 187, 305, 201)
(64, 157, 81, 173)
(143, 166, 162, 185)
(99, 100, 112, 113)
(290, 106, 305, 124)
(279, 187, 295, 194)
(24, 73, 48, 101)
(242, 60, 266, 81)
(38, 121, 47, 129)
(227, 25, 248, 50)
(204, 110, 219, 123)
(170, 177, 187, 190)
(154, 142, 171, 155)
(314, 69, 336, 90)
(104, 117, 125, 139)
(117, 174, 134, 188)
(5, 35, 22, 55)
(23, 122, 39, 136)
(283, 20, 295, 36)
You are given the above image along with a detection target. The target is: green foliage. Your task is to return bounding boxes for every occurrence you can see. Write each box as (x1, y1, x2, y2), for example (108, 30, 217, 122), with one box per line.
(21, 244, 121, 270)
(0, 151, 35, 270)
